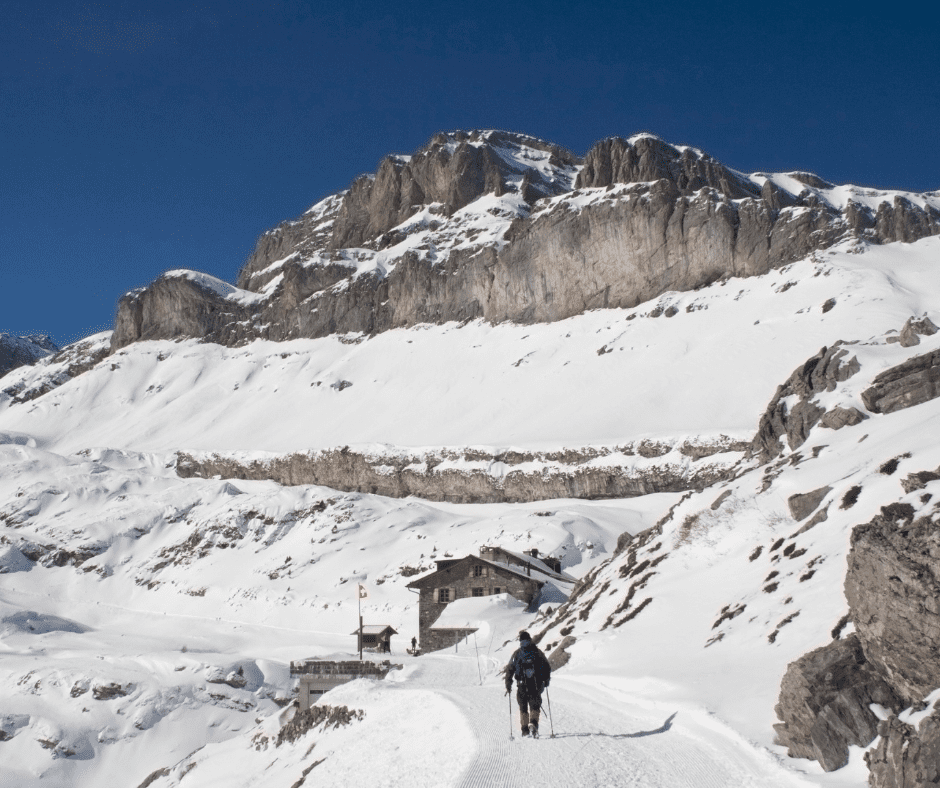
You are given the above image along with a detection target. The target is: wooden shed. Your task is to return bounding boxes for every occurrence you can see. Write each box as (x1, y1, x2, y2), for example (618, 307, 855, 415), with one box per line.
(351, 624, 398, 653)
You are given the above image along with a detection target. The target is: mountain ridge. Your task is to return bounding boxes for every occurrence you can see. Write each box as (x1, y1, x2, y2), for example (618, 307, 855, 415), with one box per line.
(110, 130, 940, 351)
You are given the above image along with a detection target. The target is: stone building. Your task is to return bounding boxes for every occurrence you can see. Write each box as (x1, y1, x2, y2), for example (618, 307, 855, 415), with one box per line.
(290, 660, 397, 710)
(406, 546, 572, 652)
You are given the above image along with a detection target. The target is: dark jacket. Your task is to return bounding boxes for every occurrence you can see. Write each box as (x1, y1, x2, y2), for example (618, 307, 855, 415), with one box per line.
(504, 641, 551, 693)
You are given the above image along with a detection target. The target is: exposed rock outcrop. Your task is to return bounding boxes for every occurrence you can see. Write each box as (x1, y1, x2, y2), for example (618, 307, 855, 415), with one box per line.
(0, 334, 58, 380)
(846, 511, 940, 704)
(1, 333, 109, 405)
(175, 441, 744, 504)
(787, 486, 832, 521)
(887, 316, 939, 348)
(775, 504, 940, 778)
(861, 348, 940, 415)
(866, 708, 940, 788)
(773, 633, 903, 771)
(751, 345, 861, 462)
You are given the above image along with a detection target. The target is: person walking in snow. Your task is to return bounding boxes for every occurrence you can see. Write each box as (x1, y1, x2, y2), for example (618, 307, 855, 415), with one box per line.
(504, 630, 551, 737)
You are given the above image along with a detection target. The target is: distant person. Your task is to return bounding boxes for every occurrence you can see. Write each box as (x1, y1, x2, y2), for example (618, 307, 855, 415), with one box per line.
(504, 630, 551, 737)
(411, 635, 417, 653)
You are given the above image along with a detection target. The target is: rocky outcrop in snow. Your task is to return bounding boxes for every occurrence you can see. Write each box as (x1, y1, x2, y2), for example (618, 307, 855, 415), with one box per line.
(109, 131, 940, 352)
(0, 334, 58, 379)
(750, 345, 862, 462)
(846, 508, 940, 704)
(0, 333, 110, 405)
(866, 708, 940, 788)
(775, 503, 940, 776)
(861, 346, 940, 415)
(175, 439, 746, 504)
(773, 633, 902, 771)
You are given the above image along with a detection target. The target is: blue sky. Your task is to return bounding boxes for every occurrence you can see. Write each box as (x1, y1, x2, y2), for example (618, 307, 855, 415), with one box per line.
(2, 0, 938, 346)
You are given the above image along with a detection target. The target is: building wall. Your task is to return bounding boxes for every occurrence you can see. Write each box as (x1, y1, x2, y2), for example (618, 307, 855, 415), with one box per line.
(291, 660, 394, 710)
(417, 559, 541, 652)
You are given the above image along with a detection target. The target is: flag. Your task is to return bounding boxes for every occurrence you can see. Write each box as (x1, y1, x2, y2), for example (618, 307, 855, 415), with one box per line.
(357, 584, 368, 599)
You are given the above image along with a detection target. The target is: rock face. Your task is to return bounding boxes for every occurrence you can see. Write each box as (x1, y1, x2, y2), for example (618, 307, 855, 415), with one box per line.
(775, 505, 940, 778)
(866, 709, 940, 788)
(773, 633, 903, 771)
(109, 130, 940, 352)
(0, 334, 58, 379)
(751, 345, 861, 462)
(846, 511, 940, 704)
(861, 348, 940, 415)
(175, 440, 744, 504)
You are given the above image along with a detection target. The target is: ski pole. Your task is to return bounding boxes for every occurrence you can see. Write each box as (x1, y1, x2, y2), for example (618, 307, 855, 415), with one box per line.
(546, 687, 556, 738)
(508, 689, 514, 740)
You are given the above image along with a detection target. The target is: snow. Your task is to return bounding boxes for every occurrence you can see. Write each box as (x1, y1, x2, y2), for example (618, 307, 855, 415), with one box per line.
(2, 234, 940, 786)
(749, 172, 940, 213)
(4, 237, 940, 457)
(161, 270, 266, 306)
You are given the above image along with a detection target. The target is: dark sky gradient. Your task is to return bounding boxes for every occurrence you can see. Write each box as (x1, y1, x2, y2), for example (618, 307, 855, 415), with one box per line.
(3, 0, 938, 346)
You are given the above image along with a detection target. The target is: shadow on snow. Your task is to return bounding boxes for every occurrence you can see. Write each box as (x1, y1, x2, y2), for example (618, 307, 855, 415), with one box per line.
(548, 711, 676, 740)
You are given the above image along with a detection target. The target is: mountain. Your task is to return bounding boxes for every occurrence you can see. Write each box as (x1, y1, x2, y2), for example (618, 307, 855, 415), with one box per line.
(111, 130, 940, 349)
(1, 130, 940, 788)
(0, 333, 58, 379)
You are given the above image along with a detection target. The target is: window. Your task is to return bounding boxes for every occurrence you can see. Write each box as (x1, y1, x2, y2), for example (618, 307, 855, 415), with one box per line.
(362, 634, 377, 645)
(438, 588, 450, 603)
(473, 565, 484, 577)
(493, 587, 501, 594)
(472, 587, 484, 597)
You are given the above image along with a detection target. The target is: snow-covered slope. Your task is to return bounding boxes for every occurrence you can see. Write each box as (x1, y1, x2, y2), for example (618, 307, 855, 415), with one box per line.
(1, 204, 940, 783)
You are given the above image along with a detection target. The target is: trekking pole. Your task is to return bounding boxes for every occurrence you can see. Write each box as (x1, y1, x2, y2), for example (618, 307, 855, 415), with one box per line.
(508, 690, 514, 740)
(546, 687, 556, 738)
(473, 633, 483, 685)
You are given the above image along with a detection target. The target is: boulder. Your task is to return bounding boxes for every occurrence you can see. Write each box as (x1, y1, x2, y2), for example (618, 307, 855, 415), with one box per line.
(819, 406, 867, 430)
(886, 316, 940, 348)
(861, 348, 940, 415)
(787, 487, 832, 521)
(547, 635, 577, 671)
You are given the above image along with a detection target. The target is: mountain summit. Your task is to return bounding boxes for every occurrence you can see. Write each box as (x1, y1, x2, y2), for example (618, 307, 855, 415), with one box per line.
(111, 131, 940, 350)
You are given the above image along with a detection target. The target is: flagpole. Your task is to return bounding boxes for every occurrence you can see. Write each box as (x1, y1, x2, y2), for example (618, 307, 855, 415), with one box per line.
(358, 591, 363, 661)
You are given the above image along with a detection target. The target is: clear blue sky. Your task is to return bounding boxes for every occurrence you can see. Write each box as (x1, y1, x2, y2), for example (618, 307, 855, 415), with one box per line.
(3, 0, 938, 346)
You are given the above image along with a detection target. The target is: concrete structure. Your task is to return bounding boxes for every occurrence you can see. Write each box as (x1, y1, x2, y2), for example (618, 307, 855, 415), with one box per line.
(406, 546, 572, 653)
(290, 660, 397, 710)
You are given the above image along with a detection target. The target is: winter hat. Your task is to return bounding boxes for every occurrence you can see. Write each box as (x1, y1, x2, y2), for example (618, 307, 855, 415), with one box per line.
(518, 631, 532, 643)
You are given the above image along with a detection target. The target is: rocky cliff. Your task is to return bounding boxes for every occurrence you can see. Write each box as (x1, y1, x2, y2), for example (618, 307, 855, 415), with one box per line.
(0, 334, 58, 379)
(175, 437, 748, 504)
(109, 130, 940, 351)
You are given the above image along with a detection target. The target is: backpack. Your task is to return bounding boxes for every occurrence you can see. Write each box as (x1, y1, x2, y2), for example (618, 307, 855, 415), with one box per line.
(515, 646, 543, 687)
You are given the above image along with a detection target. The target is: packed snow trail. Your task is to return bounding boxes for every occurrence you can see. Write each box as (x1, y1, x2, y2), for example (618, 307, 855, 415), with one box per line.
(383, 649, 811, 788)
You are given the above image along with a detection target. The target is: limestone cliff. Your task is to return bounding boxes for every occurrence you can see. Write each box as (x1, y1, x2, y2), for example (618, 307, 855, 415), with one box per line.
(110, 131, 940, 352)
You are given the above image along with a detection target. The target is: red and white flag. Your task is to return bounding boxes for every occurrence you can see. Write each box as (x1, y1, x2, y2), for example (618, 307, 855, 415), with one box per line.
(357, 584, 368, 599)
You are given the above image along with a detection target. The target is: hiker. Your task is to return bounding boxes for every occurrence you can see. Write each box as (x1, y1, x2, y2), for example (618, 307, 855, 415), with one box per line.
(411, 635, 417, 653)
(504, 630, 551, 737)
